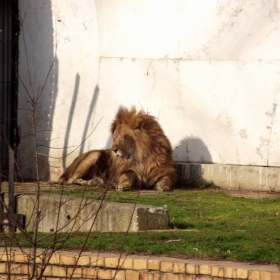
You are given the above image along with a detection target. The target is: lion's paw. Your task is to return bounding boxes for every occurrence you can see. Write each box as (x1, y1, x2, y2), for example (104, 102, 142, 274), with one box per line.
(72, 179, 88, 185)
(155, 184, 170, 192)
(115, 184, 131, 191)
(72, 178, 104, 186)
(87, 178, 104, 186)
(155, 177, 172, 192)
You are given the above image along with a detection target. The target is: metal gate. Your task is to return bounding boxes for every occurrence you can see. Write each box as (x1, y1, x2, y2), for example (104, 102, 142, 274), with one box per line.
(0, 1, 18, 173)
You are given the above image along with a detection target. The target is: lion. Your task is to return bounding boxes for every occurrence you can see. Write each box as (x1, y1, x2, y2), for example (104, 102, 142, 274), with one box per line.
(58, 106, 177, 191)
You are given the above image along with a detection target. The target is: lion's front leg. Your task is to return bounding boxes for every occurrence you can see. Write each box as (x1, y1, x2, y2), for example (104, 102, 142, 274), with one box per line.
(155, 176, 174, 192)
(115, 171, 136, 191)
(72, 178, 104, 186)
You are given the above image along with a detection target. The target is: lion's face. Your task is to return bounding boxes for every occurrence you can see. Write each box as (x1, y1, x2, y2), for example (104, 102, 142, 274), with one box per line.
(111, 107, 151, 162)
(111, 123, 137, 161)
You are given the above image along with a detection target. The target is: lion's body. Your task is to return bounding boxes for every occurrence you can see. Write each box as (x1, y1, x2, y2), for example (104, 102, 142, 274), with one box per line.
(58, 107, 177, 191)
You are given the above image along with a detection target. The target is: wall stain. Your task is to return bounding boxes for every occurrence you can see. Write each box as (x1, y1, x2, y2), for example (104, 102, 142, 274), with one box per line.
(146, 61, 155, 92)
(239, 129, 248, 139)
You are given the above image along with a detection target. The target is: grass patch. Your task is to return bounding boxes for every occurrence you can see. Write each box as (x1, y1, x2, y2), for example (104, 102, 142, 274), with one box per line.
(3, 187, 280, 264)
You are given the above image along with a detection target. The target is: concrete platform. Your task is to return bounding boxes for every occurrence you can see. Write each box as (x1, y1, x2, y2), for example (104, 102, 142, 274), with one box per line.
(16, 193, 169, 233)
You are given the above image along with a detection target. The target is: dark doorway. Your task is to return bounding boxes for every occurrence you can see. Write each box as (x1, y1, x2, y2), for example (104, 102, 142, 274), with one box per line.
(0, 1, 18, 172)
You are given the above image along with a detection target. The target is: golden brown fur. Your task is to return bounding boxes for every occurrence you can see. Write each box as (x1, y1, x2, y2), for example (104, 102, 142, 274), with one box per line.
(58, 107, 177, 191)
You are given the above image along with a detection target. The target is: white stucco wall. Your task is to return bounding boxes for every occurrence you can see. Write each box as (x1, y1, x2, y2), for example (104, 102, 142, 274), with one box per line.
(17, 0, 100, 179)
(17, 0, 280, 181)
(93, 0, 280, 166)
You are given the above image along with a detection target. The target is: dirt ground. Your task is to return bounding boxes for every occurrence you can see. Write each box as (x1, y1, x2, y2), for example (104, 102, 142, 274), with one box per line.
(219, 189, 280, 199)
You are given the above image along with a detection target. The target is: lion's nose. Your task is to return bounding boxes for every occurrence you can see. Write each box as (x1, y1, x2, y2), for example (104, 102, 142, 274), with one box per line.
(114, 148, 124, 157)
(112, 144, 118, 153)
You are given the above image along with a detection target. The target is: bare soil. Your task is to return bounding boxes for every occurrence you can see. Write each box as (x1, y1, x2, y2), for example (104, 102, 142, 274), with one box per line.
(219, 189, 280, 199)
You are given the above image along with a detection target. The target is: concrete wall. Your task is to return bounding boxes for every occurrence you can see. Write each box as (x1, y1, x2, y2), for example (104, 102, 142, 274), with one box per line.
(17, 1, 280, 185)
(176, 162, 280, 192)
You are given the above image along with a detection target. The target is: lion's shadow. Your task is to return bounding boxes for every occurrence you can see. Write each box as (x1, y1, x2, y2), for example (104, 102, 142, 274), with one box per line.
(173, 137, 212, 188)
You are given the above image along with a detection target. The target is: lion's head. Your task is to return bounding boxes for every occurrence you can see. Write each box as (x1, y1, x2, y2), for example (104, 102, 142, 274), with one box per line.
(110, 106, 173, 165)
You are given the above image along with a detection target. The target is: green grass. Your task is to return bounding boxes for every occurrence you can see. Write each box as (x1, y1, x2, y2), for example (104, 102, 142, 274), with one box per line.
(3, 187, 280, 264)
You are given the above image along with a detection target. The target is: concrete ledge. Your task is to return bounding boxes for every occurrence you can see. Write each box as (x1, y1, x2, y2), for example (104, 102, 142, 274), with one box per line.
(17, 194, 169, 232)
(175, 162, 280, 192)
(0, 248, 279, 280)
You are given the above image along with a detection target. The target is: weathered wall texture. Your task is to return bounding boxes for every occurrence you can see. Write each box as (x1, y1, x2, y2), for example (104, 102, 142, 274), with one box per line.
(17, 1, 280, 187)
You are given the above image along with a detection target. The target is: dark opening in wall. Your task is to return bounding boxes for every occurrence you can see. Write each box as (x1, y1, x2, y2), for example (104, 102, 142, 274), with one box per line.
(0, 0, 18, 172)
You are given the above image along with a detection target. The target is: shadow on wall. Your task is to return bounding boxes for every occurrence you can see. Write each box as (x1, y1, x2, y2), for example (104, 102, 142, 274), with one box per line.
(16, 0, 54, 180)
(16, 2, 100, 179)
(39, 56, 59, 179)
(173, 137, 212, 188)
(62, 79, 99, 169)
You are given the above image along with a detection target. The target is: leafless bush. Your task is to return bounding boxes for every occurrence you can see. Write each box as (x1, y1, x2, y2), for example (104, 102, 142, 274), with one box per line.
(0, 13, 141, 280)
